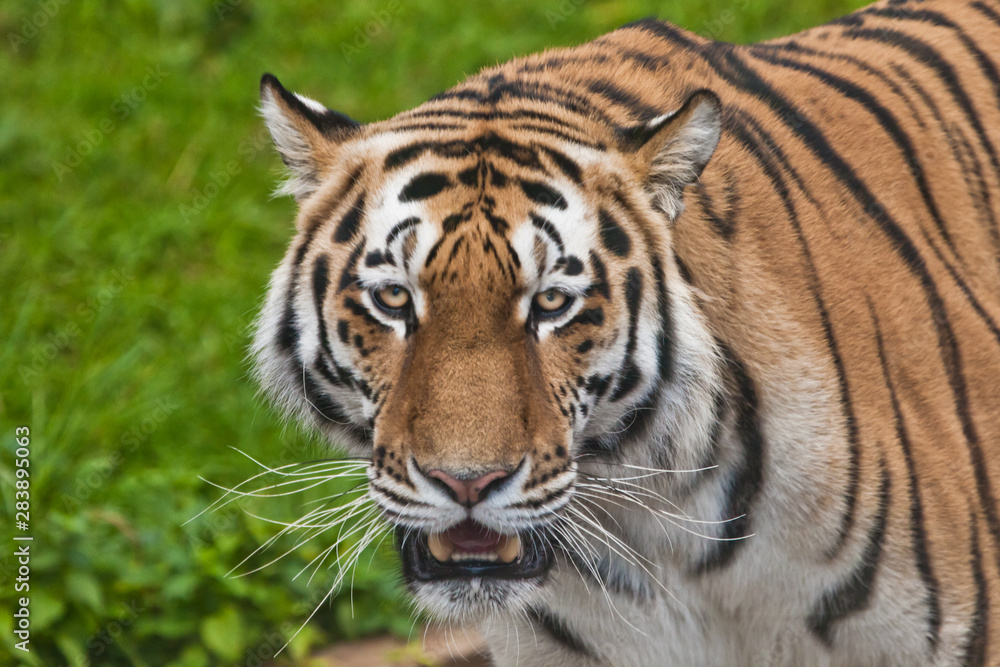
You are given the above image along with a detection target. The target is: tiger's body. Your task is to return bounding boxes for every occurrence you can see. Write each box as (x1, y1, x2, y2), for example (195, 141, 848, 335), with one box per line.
(252, 0, 1000, 664)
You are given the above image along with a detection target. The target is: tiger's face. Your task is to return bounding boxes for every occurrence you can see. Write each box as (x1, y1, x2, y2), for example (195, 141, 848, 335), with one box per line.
(252, 74, 721, 620)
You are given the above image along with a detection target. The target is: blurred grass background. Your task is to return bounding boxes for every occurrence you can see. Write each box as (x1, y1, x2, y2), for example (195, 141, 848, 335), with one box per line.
(0, 0, 867, 664)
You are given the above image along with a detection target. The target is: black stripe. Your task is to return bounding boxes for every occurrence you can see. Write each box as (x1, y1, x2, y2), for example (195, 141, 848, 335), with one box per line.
(342, 297, 391, 333)
(302, 367, 359, 430)
(520, 179, 568, 209)
(748, 47, 957, 251)
(527, 607, 595, 657)
(402, 106, 589, 135)
(598, 209, 631, 257)
(699, 45, 998, 562)
(386, 122, 465, 132)
(333, 192, 366, 243)
(807, 457, 891, 646)
(385, 217, 419, 246)
(609, 268, 643, 402)
(651, 255, 673, 383)
(869, 297, 941, 651)
(337, 241, 365, 293)
(693, 344, 764, 573)
(972, 0, 1000, 32)
(508, 122, 604, 148)
(554, 307, 604, 336)
(735, 110, 821, 211)
(588, 251, 611, 300)
(761, 41, 927, 131)
(384, 133, 545, 173)
(312, 255, 334, 360)
(303, 165, 363, 233)
(961, 513, 989, 666)
(399, 172, 452, 202)
(531, 214, 565, 254)
(695, 182, 735, 239)
(565, 552, 655, 601)
(538, 146, 583, 184)
(725, 112, 860, 560)
(563, 255, 583, 276)
(841, 27, 1000, 181)
(586, 78, 662, 121)
(855, 7, 1000, 107)
(275, 222, 323, 353)
(364, 250, 391, 268)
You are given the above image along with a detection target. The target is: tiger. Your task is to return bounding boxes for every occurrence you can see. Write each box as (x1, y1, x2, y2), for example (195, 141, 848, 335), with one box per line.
(250, 0, 1000, 664)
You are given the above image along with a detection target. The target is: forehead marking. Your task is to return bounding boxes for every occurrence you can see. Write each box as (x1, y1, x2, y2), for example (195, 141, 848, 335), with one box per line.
(333, 192, 366, 243)
(399, 172, 453, 202)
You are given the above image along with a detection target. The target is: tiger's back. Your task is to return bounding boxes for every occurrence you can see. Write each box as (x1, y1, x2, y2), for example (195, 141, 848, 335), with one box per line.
(253, 0, 1000, 664)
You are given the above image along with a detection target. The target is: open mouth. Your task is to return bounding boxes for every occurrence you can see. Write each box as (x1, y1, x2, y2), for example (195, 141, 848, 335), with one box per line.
(398, 520, 553, 581)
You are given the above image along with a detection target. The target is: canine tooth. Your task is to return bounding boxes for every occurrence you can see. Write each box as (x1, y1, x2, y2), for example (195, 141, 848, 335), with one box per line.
(428, 533, 454, 562)
(497, 534, 521, 563)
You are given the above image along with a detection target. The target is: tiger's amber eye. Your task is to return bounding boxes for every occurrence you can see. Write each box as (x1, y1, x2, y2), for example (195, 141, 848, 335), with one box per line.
(376, 285, 411, 310)
(534, 288, 569, 313)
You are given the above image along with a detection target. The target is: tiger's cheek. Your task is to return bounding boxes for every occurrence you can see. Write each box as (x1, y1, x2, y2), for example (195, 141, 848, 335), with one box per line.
(332, 304, 405, 408)
(538, 313, 623, 430)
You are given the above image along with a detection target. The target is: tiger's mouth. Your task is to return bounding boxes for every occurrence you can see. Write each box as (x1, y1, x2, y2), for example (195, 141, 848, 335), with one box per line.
(398, 520, 554, 581)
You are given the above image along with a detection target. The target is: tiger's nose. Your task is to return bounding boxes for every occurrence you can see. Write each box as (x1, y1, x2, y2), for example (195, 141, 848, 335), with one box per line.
(427, 469, 512, 507)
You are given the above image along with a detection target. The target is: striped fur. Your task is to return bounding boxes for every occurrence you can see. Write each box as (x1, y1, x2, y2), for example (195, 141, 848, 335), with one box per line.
(252, 1, 1000, 664)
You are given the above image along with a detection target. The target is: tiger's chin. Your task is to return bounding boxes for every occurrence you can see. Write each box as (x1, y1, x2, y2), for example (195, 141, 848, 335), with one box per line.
(396, 523, 555, 621)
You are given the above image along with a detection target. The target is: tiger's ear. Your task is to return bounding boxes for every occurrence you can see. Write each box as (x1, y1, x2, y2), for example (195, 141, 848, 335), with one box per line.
(619, 89, 721, 220)
(259, 73, 361, 201)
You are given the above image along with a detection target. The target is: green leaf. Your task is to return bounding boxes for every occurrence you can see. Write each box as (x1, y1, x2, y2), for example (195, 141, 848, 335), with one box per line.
(199, 606, 247, 661)
(30, 587, 66, 632)
(65, 570, 104, 611)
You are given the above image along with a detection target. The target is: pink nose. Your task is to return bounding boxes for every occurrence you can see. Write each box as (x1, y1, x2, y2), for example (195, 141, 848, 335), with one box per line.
(427, 469, 512, 506)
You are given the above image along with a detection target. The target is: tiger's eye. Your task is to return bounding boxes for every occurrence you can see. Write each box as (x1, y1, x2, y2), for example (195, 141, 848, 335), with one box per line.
(376, 285, 411, 310)
(534, 288, 569, 313)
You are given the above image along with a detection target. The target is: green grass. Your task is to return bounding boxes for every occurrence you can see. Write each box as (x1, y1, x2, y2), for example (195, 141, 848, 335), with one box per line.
(0, 0, 867, 664)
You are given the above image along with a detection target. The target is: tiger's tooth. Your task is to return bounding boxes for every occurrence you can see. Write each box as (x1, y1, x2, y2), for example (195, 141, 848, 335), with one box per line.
(428, 533, 454, 562)
(497, 534, 521, 563)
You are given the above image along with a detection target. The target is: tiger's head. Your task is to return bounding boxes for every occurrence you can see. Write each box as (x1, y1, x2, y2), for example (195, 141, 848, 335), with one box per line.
(252, 72, 723, 621)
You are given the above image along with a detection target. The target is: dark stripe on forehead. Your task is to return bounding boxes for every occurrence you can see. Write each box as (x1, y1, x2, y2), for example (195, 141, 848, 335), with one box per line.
(384, 133, 544, 172)
(399, 172, 453, 202)
(539, 146, 583, 183)
(588, 251, 611, 299)
(386, 217, 420, 246)
(338, 240, 366, 293)
(333, 192, 366, 243)
(598, 209, 631, 257)
(364, 250, 394, 267)
(563, 256, 584, 276)
(520, 180, 568, 209)
(402, 106, 586, 133)
(531, 214, 565, 254)
(302, 165, 364, 234)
